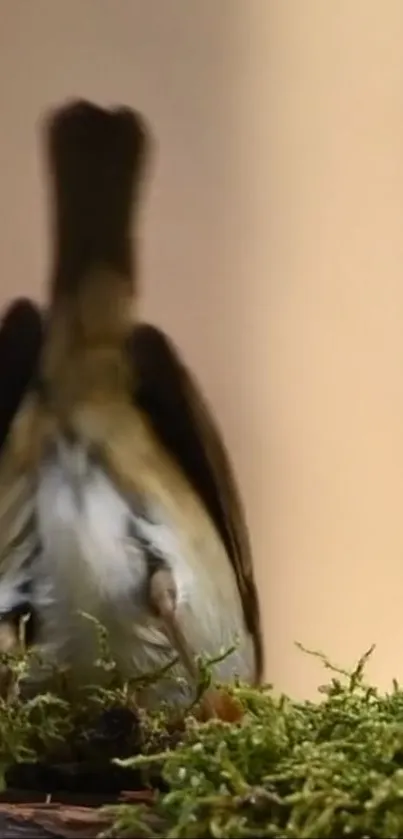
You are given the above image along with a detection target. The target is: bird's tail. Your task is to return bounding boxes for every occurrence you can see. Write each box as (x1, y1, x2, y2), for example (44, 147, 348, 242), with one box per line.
(41, 99, 152, 399)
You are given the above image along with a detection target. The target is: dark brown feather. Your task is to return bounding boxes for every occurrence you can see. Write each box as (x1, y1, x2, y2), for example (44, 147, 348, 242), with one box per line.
(39, 100, 153, 412)
(0, 299, 43, 452)
(130, 323, 264, 681)
(45, 99, 151, 302)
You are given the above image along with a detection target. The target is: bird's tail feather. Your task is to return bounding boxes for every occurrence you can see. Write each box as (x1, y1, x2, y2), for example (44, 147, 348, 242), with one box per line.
(40, 99, 152, 401)
(46, 99, 150, 305)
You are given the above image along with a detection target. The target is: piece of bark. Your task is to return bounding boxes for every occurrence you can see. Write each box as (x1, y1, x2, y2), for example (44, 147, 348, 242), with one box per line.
(0, 789, 121, 806)
(0, 803, 112, 839)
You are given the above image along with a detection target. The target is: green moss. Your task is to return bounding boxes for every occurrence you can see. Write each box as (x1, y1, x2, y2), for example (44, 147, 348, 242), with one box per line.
(2, 627, 403, 838)
(105, 645, 403, 839)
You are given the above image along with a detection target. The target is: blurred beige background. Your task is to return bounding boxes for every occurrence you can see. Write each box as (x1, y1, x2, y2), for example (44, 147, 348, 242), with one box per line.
(1, 0, 403, 698)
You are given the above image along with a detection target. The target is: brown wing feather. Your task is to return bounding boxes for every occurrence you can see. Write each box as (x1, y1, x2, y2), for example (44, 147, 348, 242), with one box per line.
(0, 299, 45, 651)
(129, 323, 264, 681)
(0, 299, 43, 453)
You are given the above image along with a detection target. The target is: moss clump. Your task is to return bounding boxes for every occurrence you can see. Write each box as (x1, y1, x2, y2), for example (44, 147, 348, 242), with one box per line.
(3, 628, 403, 838)
(104, 644, 403, 839)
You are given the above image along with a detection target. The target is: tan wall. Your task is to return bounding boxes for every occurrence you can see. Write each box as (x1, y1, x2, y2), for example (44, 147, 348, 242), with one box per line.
(1, 0, 403, 698)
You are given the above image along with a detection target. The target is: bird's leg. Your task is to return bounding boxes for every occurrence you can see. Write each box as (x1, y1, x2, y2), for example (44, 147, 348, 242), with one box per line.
(0, 395, 47, 691)
(148, 565, 196, 678)
(148, 563, 218, 719)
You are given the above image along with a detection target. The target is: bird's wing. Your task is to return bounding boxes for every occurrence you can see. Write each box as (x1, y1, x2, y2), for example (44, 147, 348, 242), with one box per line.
(0, 297, 44, 565)
(0, 299, 44, 630)
(0, 299, 44, 453)
(129, 323, 264, 681)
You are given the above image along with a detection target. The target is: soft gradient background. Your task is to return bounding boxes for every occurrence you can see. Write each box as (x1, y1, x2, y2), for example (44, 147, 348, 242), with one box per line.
(1, 0, 403, 698)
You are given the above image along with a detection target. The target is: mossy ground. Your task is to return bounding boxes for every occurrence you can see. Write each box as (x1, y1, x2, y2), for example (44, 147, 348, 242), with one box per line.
(1, 623, 403, 838)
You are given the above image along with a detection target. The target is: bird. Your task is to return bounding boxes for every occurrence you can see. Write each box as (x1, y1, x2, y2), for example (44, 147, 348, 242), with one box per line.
(0, 100, 263, 714)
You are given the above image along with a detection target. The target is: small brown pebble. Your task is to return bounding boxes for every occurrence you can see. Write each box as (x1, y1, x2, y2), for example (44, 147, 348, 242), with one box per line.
(197, 688, 244, 723)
